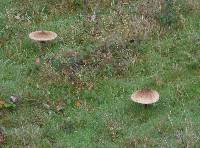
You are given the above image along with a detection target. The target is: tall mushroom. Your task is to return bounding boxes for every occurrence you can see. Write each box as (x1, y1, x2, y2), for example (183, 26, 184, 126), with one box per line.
(131, 89, 159, 108)
(29, 31, 58, 62)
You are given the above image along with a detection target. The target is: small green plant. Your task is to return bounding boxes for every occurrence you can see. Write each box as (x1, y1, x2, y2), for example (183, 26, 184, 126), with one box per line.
(0, 100, 16, 109)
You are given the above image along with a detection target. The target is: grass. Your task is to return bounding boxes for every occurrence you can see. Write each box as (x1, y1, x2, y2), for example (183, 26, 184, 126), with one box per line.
(1, 0, 200, 147)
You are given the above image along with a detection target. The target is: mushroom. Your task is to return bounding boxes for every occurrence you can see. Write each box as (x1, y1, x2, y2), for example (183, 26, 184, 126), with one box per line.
(29, 31, 57, 43)
(131, 89, 159, 108)
(29, 31, 58, 54)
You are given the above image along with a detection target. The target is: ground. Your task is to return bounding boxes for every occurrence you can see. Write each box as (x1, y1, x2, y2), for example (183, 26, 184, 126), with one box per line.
(0, 0, 200, 147)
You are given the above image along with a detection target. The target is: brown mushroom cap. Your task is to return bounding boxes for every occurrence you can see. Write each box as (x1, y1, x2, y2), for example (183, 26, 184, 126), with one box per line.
(29, 31, 57, 42)
(131, 89, 159, 104)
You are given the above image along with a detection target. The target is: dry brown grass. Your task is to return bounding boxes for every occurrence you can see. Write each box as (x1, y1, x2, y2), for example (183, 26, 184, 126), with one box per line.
(185, 0, 200, 11)
(136, 0, 164, 18)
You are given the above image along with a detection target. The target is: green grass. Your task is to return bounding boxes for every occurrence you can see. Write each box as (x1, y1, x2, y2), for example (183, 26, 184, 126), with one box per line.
(1, 0, 200, 147)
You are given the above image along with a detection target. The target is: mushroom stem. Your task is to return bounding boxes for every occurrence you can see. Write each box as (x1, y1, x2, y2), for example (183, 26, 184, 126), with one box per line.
(40, 41, 46, 44)
(37, 42, 46, 53)
(144, 104, 148, 108)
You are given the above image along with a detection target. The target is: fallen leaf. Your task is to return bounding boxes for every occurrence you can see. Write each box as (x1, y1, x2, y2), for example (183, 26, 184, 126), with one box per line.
(75, 100, 82, 108)
(62, 68, 70, 76)
(82, 59, 90, 65)
(0, 100, 5, 108)
(56, 100, 66, 112)
(35, 57, 40, 65)
(87, 82, 94, 91)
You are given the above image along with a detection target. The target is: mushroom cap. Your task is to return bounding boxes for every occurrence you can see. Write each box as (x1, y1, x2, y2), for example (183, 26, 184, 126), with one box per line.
(131, 89, 159, 104)
(29, 31, 57, 42)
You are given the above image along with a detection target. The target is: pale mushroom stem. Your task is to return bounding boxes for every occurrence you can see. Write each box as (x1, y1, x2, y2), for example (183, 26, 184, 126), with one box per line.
(40, 41, 46, 44)
(38, 41, 46, 51)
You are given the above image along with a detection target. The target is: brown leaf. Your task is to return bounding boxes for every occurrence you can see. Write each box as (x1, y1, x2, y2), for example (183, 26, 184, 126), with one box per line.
(75, 100, 82, 108)
(62, 68, 71, 76)
(82, 59, 90, 65)
(0, 100, 5, 108)
(56, 100, 66, 112)
(35, 57, 40, 65)
(87, 82, 94, 91)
